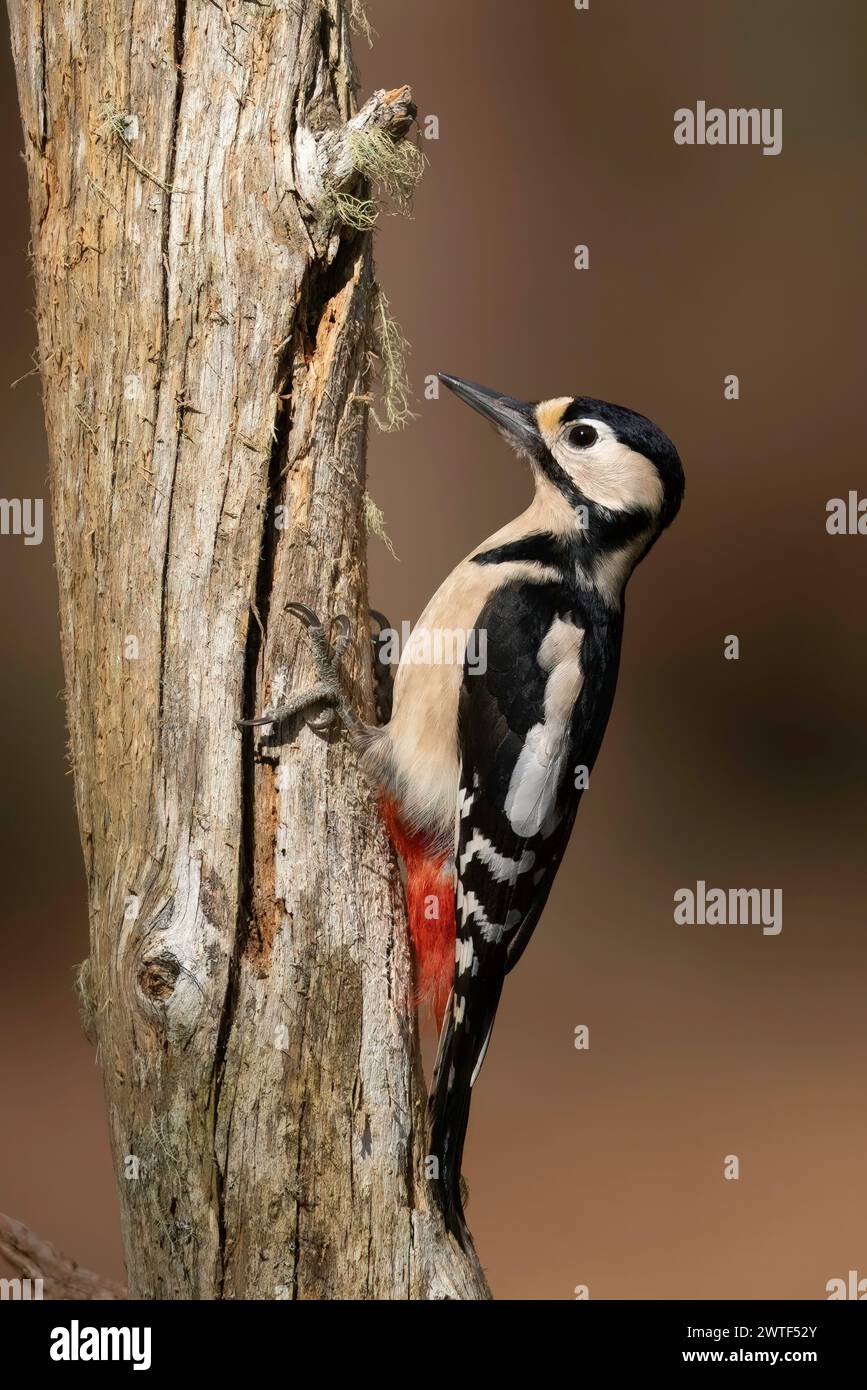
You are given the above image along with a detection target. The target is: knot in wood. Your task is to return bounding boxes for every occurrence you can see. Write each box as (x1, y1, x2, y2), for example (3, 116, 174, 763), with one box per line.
(138, 952, 181, 1002)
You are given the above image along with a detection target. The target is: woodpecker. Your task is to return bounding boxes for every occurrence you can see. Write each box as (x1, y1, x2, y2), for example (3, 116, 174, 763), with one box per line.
(241, 374, 684, 1247)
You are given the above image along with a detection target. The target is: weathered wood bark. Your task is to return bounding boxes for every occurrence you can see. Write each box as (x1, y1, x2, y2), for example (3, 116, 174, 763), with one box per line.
(0, 1213, 126, 1300)
(7, 0, 489, 1300)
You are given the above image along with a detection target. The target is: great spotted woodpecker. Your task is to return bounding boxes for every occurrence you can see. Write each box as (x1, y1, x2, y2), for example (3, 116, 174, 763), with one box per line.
(241, 374, 684, 1246)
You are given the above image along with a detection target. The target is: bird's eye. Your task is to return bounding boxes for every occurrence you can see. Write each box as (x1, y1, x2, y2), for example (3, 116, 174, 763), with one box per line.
(567, 424, 598, 450)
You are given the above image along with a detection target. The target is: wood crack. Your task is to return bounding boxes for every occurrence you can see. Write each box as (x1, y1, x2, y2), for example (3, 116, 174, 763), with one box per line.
(37, 0, 48, 154)
(156, 1, 189, 733)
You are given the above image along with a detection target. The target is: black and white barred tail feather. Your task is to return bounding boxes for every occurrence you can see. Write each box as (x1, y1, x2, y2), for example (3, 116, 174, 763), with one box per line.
(427, 981, 502, 1247)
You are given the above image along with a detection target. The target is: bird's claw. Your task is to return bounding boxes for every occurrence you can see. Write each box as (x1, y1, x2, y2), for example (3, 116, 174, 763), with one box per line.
(237, 603, 356, 737)
(285, 601, 322, 630)
(286, 602, 351, 655)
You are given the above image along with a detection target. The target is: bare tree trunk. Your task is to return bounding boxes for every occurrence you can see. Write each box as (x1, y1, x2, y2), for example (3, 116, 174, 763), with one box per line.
(7, 0, 489, 1300)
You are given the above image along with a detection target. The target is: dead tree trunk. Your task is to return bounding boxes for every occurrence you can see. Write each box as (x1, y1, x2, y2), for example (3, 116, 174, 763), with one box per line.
(7, 0, 489, 1300)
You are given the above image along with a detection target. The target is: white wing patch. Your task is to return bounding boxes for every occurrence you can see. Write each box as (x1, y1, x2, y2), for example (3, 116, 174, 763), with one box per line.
(504, 618, 585, 837)
(458, 830, 536, 884)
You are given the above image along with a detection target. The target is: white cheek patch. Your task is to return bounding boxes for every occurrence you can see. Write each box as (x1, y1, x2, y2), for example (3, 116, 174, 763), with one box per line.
(555, 420, 664, 515)
(504, 618, 585, 838)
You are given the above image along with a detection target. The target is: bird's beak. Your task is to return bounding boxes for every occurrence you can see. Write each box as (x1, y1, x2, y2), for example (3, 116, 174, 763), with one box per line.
(438, 374, 538, 453)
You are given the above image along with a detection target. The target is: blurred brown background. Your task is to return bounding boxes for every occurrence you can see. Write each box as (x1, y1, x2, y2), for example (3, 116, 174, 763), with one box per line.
(2, 0, 865, 1300)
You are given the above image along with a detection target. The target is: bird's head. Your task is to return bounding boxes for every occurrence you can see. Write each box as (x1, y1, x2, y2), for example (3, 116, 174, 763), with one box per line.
(438, 374, 685, 571)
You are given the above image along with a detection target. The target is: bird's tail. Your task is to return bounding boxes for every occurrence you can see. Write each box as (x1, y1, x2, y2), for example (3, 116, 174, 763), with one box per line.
(427, 983, 502, 1248)
(427, 1004, 471, 1245)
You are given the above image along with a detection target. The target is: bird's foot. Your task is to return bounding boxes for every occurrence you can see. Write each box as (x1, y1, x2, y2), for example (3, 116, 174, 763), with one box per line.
(237, 603, 361, 737)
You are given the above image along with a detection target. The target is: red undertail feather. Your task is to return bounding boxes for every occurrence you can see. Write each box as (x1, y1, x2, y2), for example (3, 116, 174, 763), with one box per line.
(379, 795, 455, 1031)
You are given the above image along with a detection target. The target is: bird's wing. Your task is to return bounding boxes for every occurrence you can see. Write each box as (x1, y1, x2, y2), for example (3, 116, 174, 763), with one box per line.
(428, 576, 592, 1243)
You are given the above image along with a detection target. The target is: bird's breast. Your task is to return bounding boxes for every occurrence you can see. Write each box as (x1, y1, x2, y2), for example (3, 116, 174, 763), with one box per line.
(385, 553, 561, 845)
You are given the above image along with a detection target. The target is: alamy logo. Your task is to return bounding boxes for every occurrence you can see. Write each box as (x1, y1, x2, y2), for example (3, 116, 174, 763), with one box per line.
(826, 492, 867, 535)
(826, 1270, 867, 1299)
(50, 1320, 152, 1371)
(674, 881, 782, 936)
(674, 102, 782, 156)
(0, 497, 43, 545)
(0, 1276, 43, 1299)
(377, 621, 487, 675)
